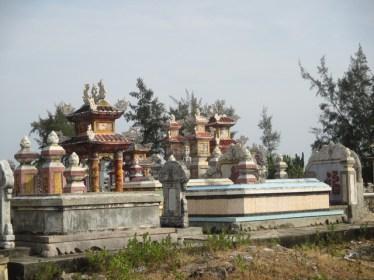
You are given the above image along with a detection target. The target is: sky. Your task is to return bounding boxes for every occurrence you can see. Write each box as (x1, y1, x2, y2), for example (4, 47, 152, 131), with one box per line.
(0, 0, 373, 162)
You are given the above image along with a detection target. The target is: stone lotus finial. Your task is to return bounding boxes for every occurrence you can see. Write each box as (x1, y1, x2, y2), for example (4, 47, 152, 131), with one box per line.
(244, 148, 253, 160)
(98, 79, 106, 100)
(47, 131, 59, 145)
(68, 152, 80, 167)
(20, 136, 31, 150)
(168, 154, 176, 161)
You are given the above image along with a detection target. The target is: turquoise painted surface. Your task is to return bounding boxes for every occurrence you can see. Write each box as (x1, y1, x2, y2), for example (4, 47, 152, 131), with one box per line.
(187, 178, 329, 192)
(189, 209, 345, 222)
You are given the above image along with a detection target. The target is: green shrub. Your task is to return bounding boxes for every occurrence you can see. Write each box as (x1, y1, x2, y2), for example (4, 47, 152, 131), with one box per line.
(205, 232, 251, 251)
(86, 233, 179, 279)
(33, 262, 62, 280)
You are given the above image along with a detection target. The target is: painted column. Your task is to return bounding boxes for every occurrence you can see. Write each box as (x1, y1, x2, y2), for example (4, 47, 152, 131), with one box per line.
(90, 153, 100, 192)
(114, 151, 124, 192)
(14, 136, 39, 195)
(40, 131, 66, 194)
(63, 152, 87, 193)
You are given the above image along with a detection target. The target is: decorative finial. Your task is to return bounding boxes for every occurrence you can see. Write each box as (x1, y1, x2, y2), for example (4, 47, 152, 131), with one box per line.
(98, 79, 106, 100)
(244, 148, 253, 160)
(87, 125, 95, 141)
(47, 131, 59, 145)
(83, 84, 90, 105)
(68, 152, 80, 167)
(275, 154, 283, 163)
(168, 154, 176, 161)
(91, 84, 98, 102)
(20, 136, 31, 149)
(170, 114, 176, 122)
(88, 97, 97, 111)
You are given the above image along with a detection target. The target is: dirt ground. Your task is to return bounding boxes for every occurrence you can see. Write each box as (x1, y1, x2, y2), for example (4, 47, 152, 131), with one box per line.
(145, 240, 374, 280)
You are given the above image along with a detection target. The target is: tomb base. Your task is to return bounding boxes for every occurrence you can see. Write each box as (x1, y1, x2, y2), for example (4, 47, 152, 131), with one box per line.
(186, 178, 347, 232)
(11, 192, 163, 256)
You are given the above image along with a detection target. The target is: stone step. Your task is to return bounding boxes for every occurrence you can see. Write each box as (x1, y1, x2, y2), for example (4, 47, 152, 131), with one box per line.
(176, 226, 203, 236)
(0, 247, 30, 258)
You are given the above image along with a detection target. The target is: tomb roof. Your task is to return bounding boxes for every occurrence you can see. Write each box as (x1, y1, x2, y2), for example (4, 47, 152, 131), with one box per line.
(207, 114, 236, 127)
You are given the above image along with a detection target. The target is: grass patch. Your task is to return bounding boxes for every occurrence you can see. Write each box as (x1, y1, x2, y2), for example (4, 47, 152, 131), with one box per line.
(86, 233, 180, 279)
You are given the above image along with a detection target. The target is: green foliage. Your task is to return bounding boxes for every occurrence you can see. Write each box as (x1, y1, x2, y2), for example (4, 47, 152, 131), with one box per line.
(233, 255, 249, 273)
(205, 232, 251, 252)
(300, 45, 374, 182)
(125, 78, 168, 153)
(267, 155, 276, 179)
(258, 107, 281, 156)
(283, 153, 305, 178)
(169, 90, 239, 135)
(33, 262, 62, 280)
(30, 102, 75, 147)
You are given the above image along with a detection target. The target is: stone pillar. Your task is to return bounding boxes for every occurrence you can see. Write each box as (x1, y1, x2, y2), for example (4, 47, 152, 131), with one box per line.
(0, 255, 9, 280)
(275, 154, 288, 179)
(235, 149, 258, 184)
(90, 153, 100, 192)
(114, 151, 124, 192)
(341, 149, 359, 222)
(63, 152, 87, 193)
(14, 136, 39, 195)
(40, 131, 66, 194)
(129, 159, 144, 182)
(205, 146, 222, 178)
(159, 155, 190, 228)
(0, 160, 15, 249)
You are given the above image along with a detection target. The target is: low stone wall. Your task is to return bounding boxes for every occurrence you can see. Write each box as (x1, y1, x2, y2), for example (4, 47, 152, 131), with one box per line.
(364, 192, 374, 212)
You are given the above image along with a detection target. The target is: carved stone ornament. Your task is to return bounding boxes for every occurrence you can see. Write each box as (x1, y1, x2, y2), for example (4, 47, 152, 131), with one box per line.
(68, 152, 80, 167)
(20, 136, 31, 150)
(47, 131, 59, 145)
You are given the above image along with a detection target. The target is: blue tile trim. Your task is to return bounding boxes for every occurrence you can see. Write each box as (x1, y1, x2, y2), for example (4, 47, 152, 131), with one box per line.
(189, 210, 345, 223)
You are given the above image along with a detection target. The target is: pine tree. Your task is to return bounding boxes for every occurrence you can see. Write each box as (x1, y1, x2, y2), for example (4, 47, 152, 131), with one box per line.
(169, 90, 239, 135)
(125, 78, 168, 153)
(30, 103, 75, 147)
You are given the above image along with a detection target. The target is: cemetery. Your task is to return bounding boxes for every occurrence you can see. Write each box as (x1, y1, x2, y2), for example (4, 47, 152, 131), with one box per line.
(0, 81, 372, 279)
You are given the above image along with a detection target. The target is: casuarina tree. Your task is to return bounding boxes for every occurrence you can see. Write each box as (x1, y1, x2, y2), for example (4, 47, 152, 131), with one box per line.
(300, 45, 374, 182)
(125, 78, 168, 153)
